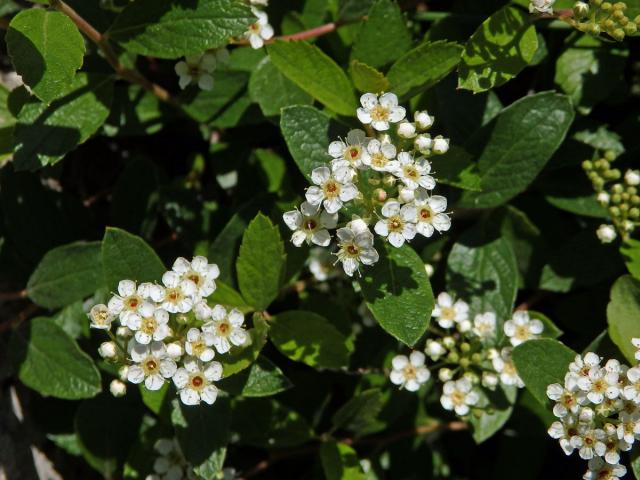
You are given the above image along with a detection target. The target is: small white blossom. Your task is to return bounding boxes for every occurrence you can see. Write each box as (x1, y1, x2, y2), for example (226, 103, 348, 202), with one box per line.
(414, 111, 434, 130)
(625, 169, 640, 186)
(414, 193, 451, 237)
(571, 427, 606, 460)
(597, 224, 617, 244)
(250, 0, 268, 5)
(389, 351, 431, 392)
(425, 339, 446, 361)
(374, 200, 417, 248)
(440, 378, 479, 416)
(305, 166, 358, 214)
(472, 312, 496, 340)
(173, 356, 223, 406)
(414, 134, 432, 154)
(110, 379, 127, 397)
(335, 219, 379, 277)
(603, 423, 631, 465)
(482, 372, 499, 390)
(432, 136, 450, 155)
(107, 279, 147, 327)
(184, 327, 216, 362)
(633, 338, 640, 361)
(624, 366, 640, 402)
(393, 152, 435, 191)
(127, 302, 171, 345)
(529, 0, 555, 14)
(283, 201, 338, 247)
(174, 51, 223, 91)
(583, 457, 626, 480)
(245, 7, 274, 49)
(439, 368, 453, 382)
(397, 122, 416, 139)
(432, 292, 469, 329)
(166, 341, 184, 360)
(328, 129, 371, 170)
(308, 247, 339, 281)
(597, 192, 610, 205)
(127, 341, 177, 391)
(89, 304, 114, 330)
(202, 305, 248, 354)
(362, 138, 398, 172)
(547, 383, 586, 417)
(504, 310, 544, 347)
(171, 256, 220, 301)
(357, 93, 406, 131)
(159, 271, 194, 314)
(492, 348, 524, 388)
(99, 341, 118, 359)
(548, 416, 580, 455)
(577, 367, 619, 404)
(617, 411, 640, 444)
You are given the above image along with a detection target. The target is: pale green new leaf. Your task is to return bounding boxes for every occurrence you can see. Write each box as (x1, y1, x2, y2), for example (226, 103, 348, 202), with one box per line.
(349, 60, 390, 93)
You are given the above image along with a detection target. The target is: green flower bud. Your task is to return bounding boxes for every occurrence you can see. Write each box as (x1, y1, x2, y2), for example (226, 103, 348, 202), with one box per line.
(612, 194, 622, 204)
(604, 150, 617, 161)
(459, 357, 471, 369)
(635, 15, 640, 26)
(613, 9, 625, 19)
(447, 351, 459, 363)
(460, 342, 471, 353)
(622, 193, 631, 202)
(574, 1, 590, 18)
(610, 206, 621, 216)
(613, 183, 624, 194)
(372, 188, 387, 203)
(627, 187, 637, 195)
(604, 19, 616, 30)
(612, 28, 626, 41)
(591, 0, 603, 6)
(632, 195, 640, 205)
(593, 177, 605, 189)
(382, 174, 396, 187)
(582, 160, 594, 170)
(602, 2, 612, 10)
(624, 22, 638, 34)
(589, 23, 602, 35)
(614, 1, 626, 10)
(630, 208, 640, 219)
(471, 353, 483, 363)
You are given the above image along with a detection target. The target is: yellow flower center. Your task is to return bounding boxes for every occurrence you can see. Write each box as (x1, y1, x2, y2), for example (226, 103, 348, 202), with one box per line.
(323, 180, 340, 198)
(370, 105, 390, 122)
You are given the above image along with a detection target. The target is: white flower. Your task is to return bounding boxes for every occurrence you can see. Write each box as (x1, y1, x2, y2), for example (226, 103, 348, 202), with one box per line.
(597, 192, 610, 205)
(425, 339, 446, 361)
(414, 134, 432, 154)
(569, 353, 602, 381)
(107, 279, 147, 327)
(328, 129, 371, 169)
(99, 341, 118, 359)
(159, 271, 194, 314)
(362, 138, 398, 172)
(492, 347, 524, 388)
(174, 51, 221, 91)
(202, 305, 248, 354)
(166, 341, 184, 360)
(305, 166, 358, 214)
(357, 92, 406, 131)
(617, 411, 640, 444)
(374, 200, 417, 248)
(127, 341, 177, 391)
(597, 224, 617, 244)
(173, 356, 222, 406)
(389, 351, 431, 392)
(625, 169, 640, 186)
(432, 136, 450, 155)
(472, 312, 496, 340)
(171, 256, 220, 300)
(529, 0, 555, 14)
(432, 292, 469, 329)
(571, 427, 606, 460)
(397, 122, 416, 139)
(127, 302, 171, 345)
(414, 193, 451, 237)
(546, 383, 586, 417)
(624, 366, 640, 402)
(414, 111, 434, 130)
(335, 219, 379, 277)
(245, 7, 274, 49)
(503, 310, 544, 346)
(440, 378, 479, 416)
(109, 379, 126, 397)
(250, 0, 268, 5)
(184, 328, 216, 362)
(633, 338, 640, 361)
(482, 372, 499, 390)
(548, 416, 580, 455)
(577, 367, 620, 404)
(603, 423, 631, 465)
(438, 368, 453, 382)
(393, 152, 435, 191)
(89, 304, 114, 330)
(308, 247, 338, 281)
(283, 201, 338, 247)
(583, 457, 626, 480)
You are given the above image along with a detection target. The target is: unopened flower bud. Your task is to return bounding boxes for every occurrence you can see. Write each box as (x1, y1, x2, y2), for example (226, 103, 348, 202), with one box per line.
(432, 136, 450, 155)
(582, 160, 594, 170)
(438, 368, 453, 382)
(612, 28, 625, 41)
(414, 134, 432, 153)
(573, 1, 589, 18)
(442, 336, 456, 349)
(414, 111, 434, 130)
(424, 263, 434, 277)
(118, 365, 129, 381)
(629, 207, 640, 219)
(623, 220, 635, 232)
(602, 2, 612, 10)
(398, 186, 415, 203)
(589, 23, 601, 35)
(613, 183, 624, 194)
(99, 341, 118, 359)
(116, 326, 132, 338)
(625, 169, 640, 186)
(110, 379, 127, 397)
(166, 341, 184, 359)
(597, 192, 610, 204)
(397, 122, 417, 139)
(425, 339, 446, 360)
(460, 342, 471, 353)
(372, 188, 387, 203)
(382, 174, 396, 187)
(596, 224, 617, 244)
(482, 372, 499, 389)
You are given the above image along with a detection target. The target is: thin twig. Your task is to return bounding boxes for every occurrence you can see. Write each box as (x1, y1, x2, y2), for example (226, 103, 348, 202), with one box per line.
(0, 304, 39, 334)
(48, 0, 176, 106)
(515, 291, 550, 311)
(0, 290, 27, 302)
(233, 20, 351, 46)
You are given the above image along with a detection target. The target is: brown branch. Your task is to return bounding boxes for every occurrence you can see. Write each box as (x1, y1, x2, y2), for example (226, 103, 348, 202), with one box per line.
(233, 20, 353, 46)
(0, 304, 40, 334)
(515, 291, 550, 311)
(239, 421, 467, 479)
(48, 0, 176, 106)
(0, 17, 9, 30)
(0, 290, 27, 302)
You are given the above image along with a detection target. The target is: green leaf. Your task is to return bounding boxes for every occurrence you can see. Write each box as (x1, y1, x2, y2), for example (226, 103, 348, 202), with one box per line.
(458, 6, 538, 93)
(236, 213, 286, 310)
(248, 57, 313, 117)
(349, 60, 390, 93)
(320, 440, 366, 480)
(447, 227, 518, 330)
(53, 301, 90, 339)
(331, 388, 385, 435)
(9, 317, 101, 399)
(13, 73, 114, 170)
(27, 242, 104, 309)
(219, 356, 292, 397)
(350, 0, 411, 69)
(221, 314, 269, 376)
(459, 92, 575, 208)
(181, 70, 249, 123)
(6, 9, 85, 103)
(512, 339, 576, 406)
(270, 310, 353, 369)
(140, 383, 170, 415)
(358, 243, 434, 347)
(108, 0, 255, 59)
(267, 40, 357, 116)
(209, 281, 253, 314)
(607, 275, 640, 364)
(622, 240, 640, 280)
(172, 398, 230, 479)
(429, 146, 482, 192)
(469, 385, 516, 443)
(101, 227, 166, 290)
(387, 40, 463, 99)
(281, 105, 338, 181)
(530, 311, 563, 340)
(544, 193, 608, 219)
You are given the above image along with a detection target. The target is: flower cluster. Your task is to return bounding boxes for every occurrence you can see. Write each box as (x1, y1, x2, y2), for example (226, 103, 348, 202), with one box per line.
(582, 150, 639, 243)
(545, 340, 640, 479)
(90, 256, 250, 406)
(569, 0, 640, 41)
(244, 0, 273, 49)
(284, 92, 452, 277)
(388, 292, 545, 418)
(174, 49, 229, 91)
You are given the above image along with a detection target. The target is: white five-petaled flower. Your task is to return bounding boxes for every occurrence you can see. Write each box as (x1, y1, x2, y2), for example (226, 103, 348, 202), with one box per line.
(626, 169, 640, 186)
(603, 423, 631, 465)
(127, 302, 171, 345)
(89, 304, 114, 330)
(389, 351, 430, 392)
(623, 366, 640, 402)
(393, 152, 435, 191)
(374, 200, 417, 248)
(245, 7, 274, 49)
(362, 138, 398, 172)
(529, 0, 555, 14)
(202, 305, 248, 354)
(173, 356, 222, 406)
(583, 457, 626, 480)
(596, 224, 617, 244)
(503, 310, 544, 346)
(546, 383, 586, 417)
(492, 347, 524, 388)
(357, 93, 406, 131)
(184, 327, 216, 362)
(425, 339, 446, 361)
(472, 312, 496, 340)
(431, 292, 469, 329)
(414, 192, 451, 238)
(108, 279, 151, 327)
(328, 129, 371, 170)
(171, 256, 220, 301)
(335, 219, 379, 277)
(617, 411, 640, 444)
(159, 271, 194, 313)
(283, 201, 338, 247)
(548, 415, 580, 456)
(305, 166, 358, 214)
(174, 50, 227, 91)
(576, 366, 620, 404)
(127, 340, 177, 391)
(440, 378, 479, 416)
(571, 427, 606, 460)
